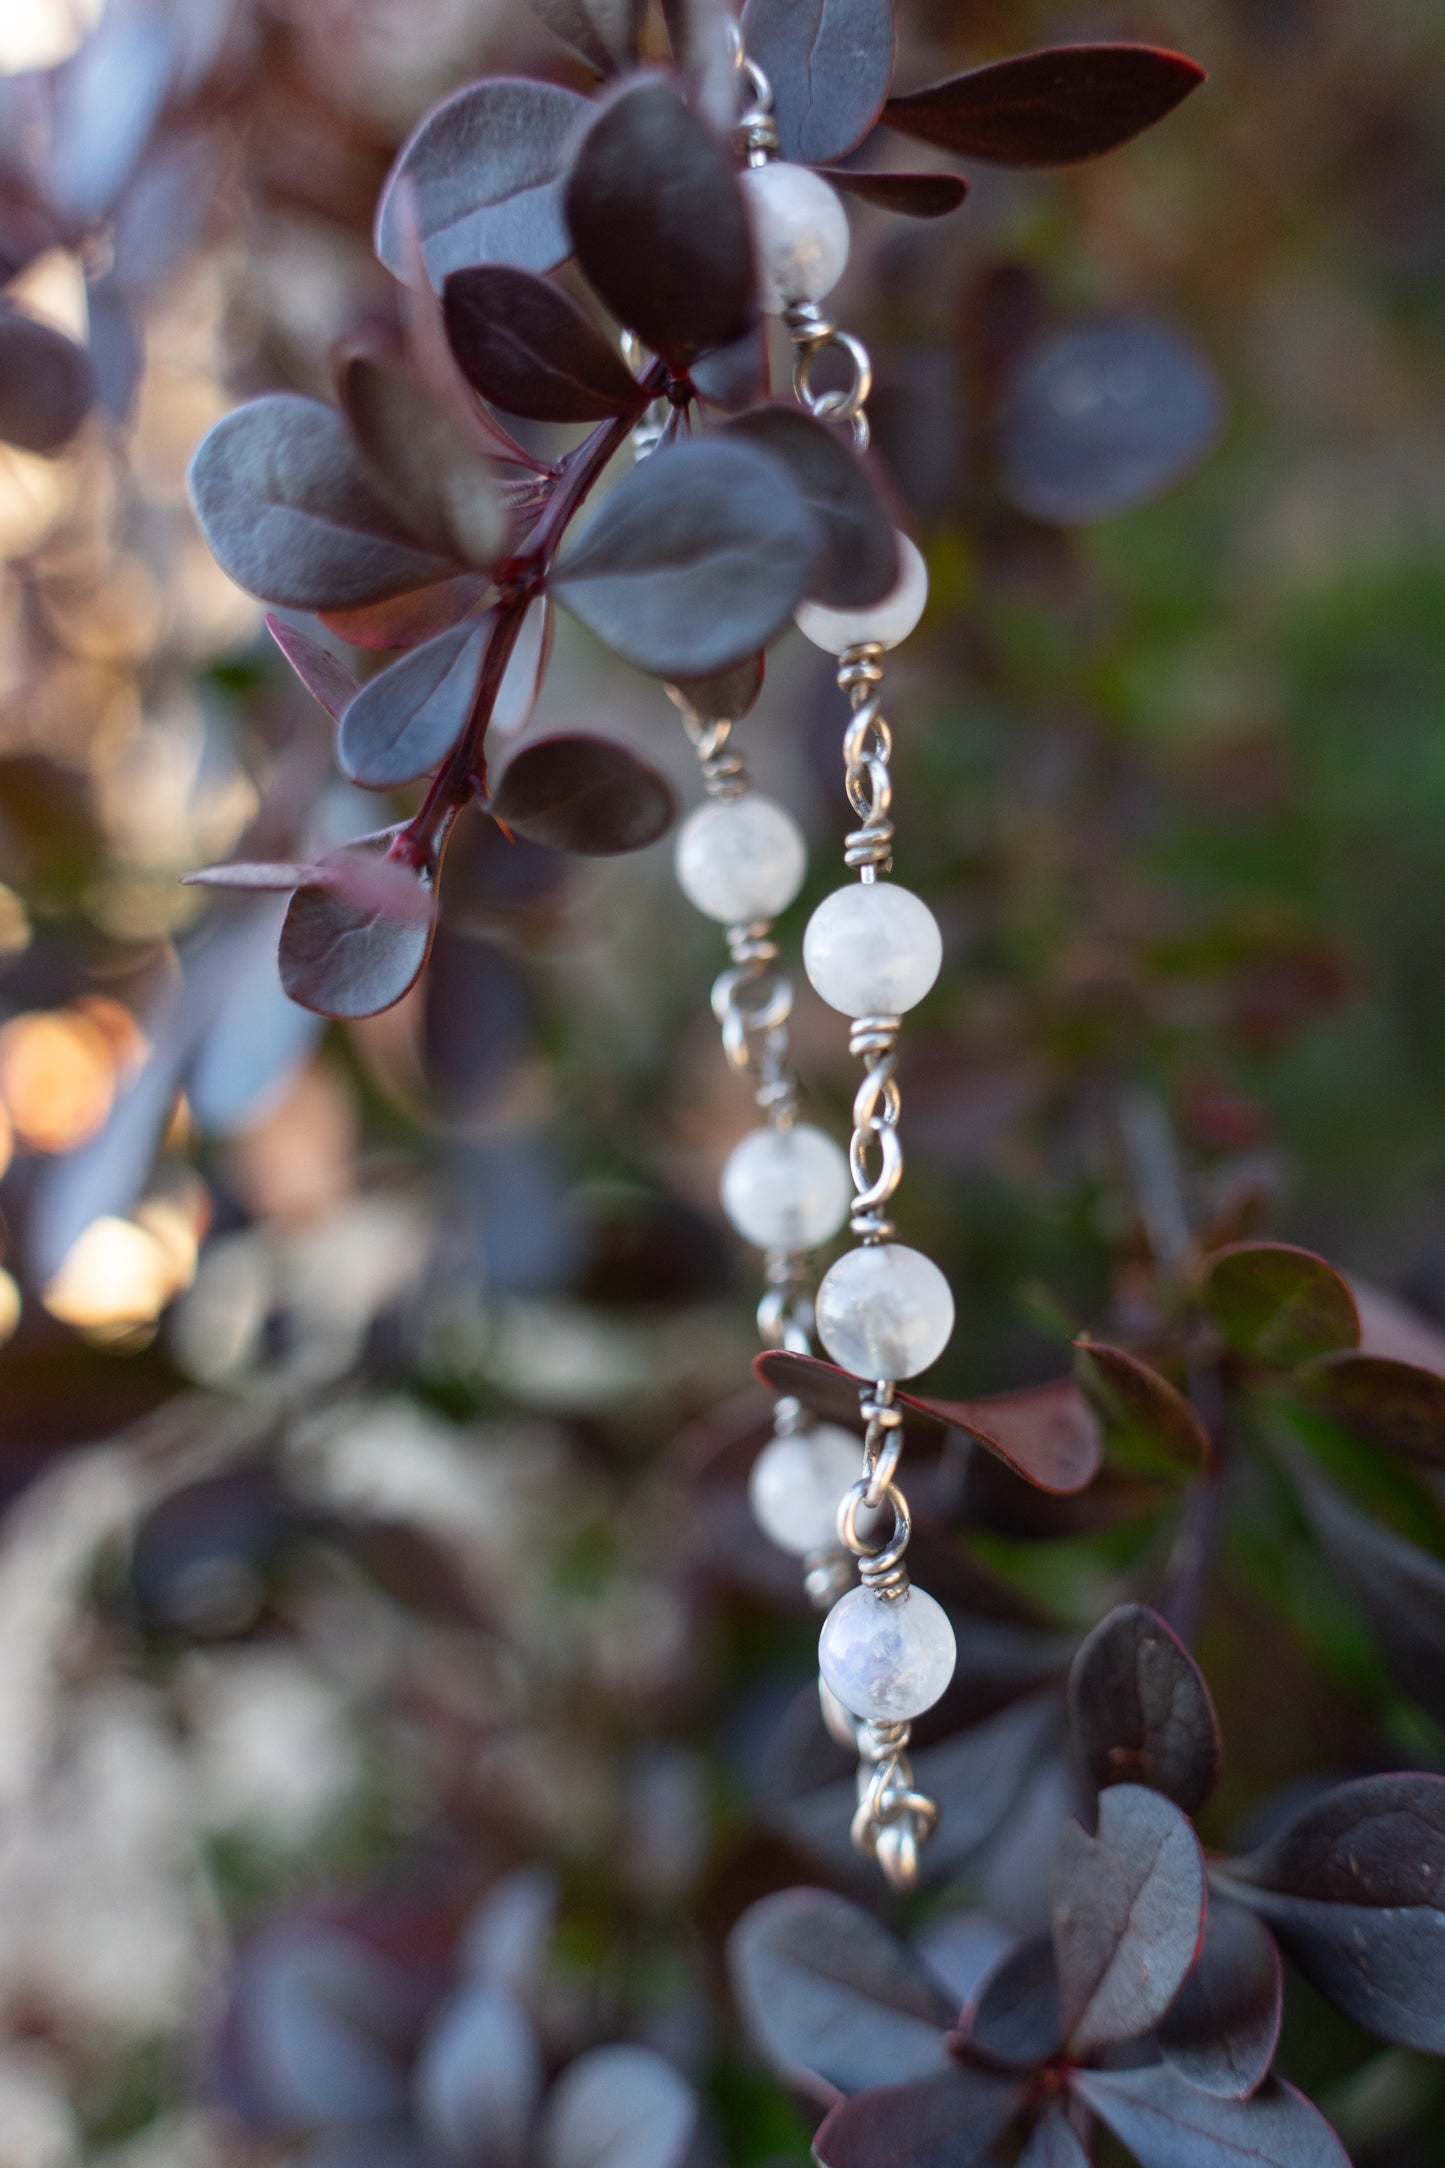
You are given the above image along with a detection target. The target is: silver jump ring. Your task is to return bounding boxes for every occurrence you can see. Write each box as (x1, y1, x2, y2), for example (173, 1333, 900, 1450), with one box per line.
(849, 1118, 903, 1211)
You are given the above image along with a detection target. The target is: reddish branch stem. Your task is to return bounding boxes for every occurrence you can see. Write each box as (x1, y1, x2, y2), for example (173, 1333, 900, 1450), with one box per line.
(393, 366, 668, 870)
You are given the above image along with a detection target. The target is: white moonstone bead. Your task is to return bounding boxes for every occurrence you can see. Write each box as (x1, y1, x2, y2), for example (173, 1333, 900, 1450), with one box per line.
(749, 1422, 864, 1555)
(721, 1122, 851, 1252)
(674, 795, 807, 925)
(796, 533, 929, 655)
(803, 881, 942, 1018)
(815, 1242, 954, 1381)
(740, 162, 850, 314)
(819, 1584, 957, 1721)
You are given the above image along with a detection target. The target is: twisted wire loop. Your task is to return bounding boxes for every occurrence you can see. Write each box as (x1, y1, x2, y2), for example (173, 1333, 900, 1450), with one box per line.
(846, 1015, 902, 1243)
(782, 300, 873, 452)
(851, 1723, 940, 1891)
(839, 642, 894, 876)
(671, 702, 749, 800)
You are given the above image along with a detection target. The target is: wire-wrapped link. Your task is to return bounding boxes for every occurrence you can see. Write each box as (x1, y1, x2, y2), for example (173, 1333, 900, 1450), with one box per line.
(783, 301, 872, 451)
(839, 644, 895, 876)
(851, 1721, 940, 1891)
(757, 1254, 814, 1354)
(673, 707, 749, 800)
(711, 922, 799, 1125)
(846, 1016, 902, 1242)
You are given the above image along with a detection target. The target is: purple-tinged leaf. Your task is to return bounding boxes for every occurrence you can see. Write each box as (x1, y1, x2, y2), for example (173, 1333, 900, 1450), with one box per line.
(755, 1352, 1104, 1495)
(188, 396, 454, 610)
(1067, 1604, 1220, 1814)
(1052, 1784, 1206, 2056)
(337, 350, 507, 568)
(267, 616, 358, 721)
(1198, 1241, 1359, 1371)
(564, 76, 755, 372)
(279, 846, 435, 1020)
(1159, 1901, 1282, 2101)
(997, 321, 1222, 526)
(423, 932, 531, 1120)
(1018, 2108, 1091, 2168)
(551, 437, 818, 677)
(883, 45, 1206, 169)
(720, 404, 898, 609)
(689, 325, 768, 412)
(1289, 1459, 1445, 1734)
(817, 168, 970, 218)
(1217, 1772, 1445, 2053)
(667, 652, 765, 725)
(413, 1980, 542, 2165)
(376, 79, 589, 289)
(321, 579, 488, 653)
(525, 0, 644, 75)
(729, 1889, 957, 2098)
(740, 0, 896, 165)
(1295, 1350, 1445, 1464)
(493, 597, 555, 736)
(443, 265, 650, 423)
(1073, 1340, 1210, 1478)
(337, 616, 488, 791)
(658, 0, 735, 133)
(955, 1935, 1061, 2069)
(187, 907, 325, 1134)
(489, 734, 675, 855)
(539, 2045, 696, 2168)
(813, 2069, 1023, 2168)
(183, 862, 316, 891)
(0, 309, 95, 453)
(1071, 2068, 1348, 2168)
(226, 1922, 411, 2130)
(48, 10, 175, 223)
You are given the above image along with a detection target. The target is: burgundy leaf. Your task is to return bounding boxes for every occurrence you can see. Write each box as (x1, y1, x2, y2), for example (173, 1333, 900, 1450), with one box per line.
(1071, 2068, 1348, 2168)
(336, 350, 507, 568)
(997, 321, 1222, 526)
(816, 168, 969, 219)
(278, 847, 435, 1020)
(337, 616, 489, 790)
(321, 578, 488, 653)
(689, 325, 768, 412)
(266, 616, 358, 721)
(1073, 1341, 1210, 1479)
(1017, 2109, 1090, 2168)
(1295, 1350, 1445, 1464)
(754, 1352, 1103, 1495)
(550, 437, 818, 677)
(740, 0, 895, 166)
(525, 0, 644, 75)
(728, 1890, 957, 2098)
(1052, 1784, 1206, 2056)
(813, 2069, 1024, 2168)
(564, 76, 755, 372)
(666, 652, 764, 724)
(1067, 1604, 1221, 1814)
(443, 264, 649, 423)
(956, 1935, 1061, 2068)
(883, 45, 1206, 169)
(1283, 1462, 1445, 1743)
(1216, 1772, 1445, 2053)
(0, 307, 95, 453)
(488, 734, 675, 855)
(720, 404, 899, 609)
(182, 862, 316, 892)
(536, 2045, 697, 2168)
(492, 597, 555, 736)
(188, 395, 454, 611)
(1159, 1901, 1282, 2101)
(1198, 1241, 1359, 1370)
(375, 77, 590, 289)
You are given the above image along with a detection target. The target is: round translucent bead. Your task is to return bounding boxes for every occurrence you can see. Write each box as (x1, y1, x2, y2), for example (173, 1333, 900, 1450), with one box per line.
(803, 881, 942, 1018)
(749, 1422, 863, 1555)
(815, 1242, 955, 1381)
(796, 533, 929, 655)
(740, 162, 850, 314)
(721, 1122, 851, 1252)
(819, 1584, 957, 1721)
(674, 795, 807, 925)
